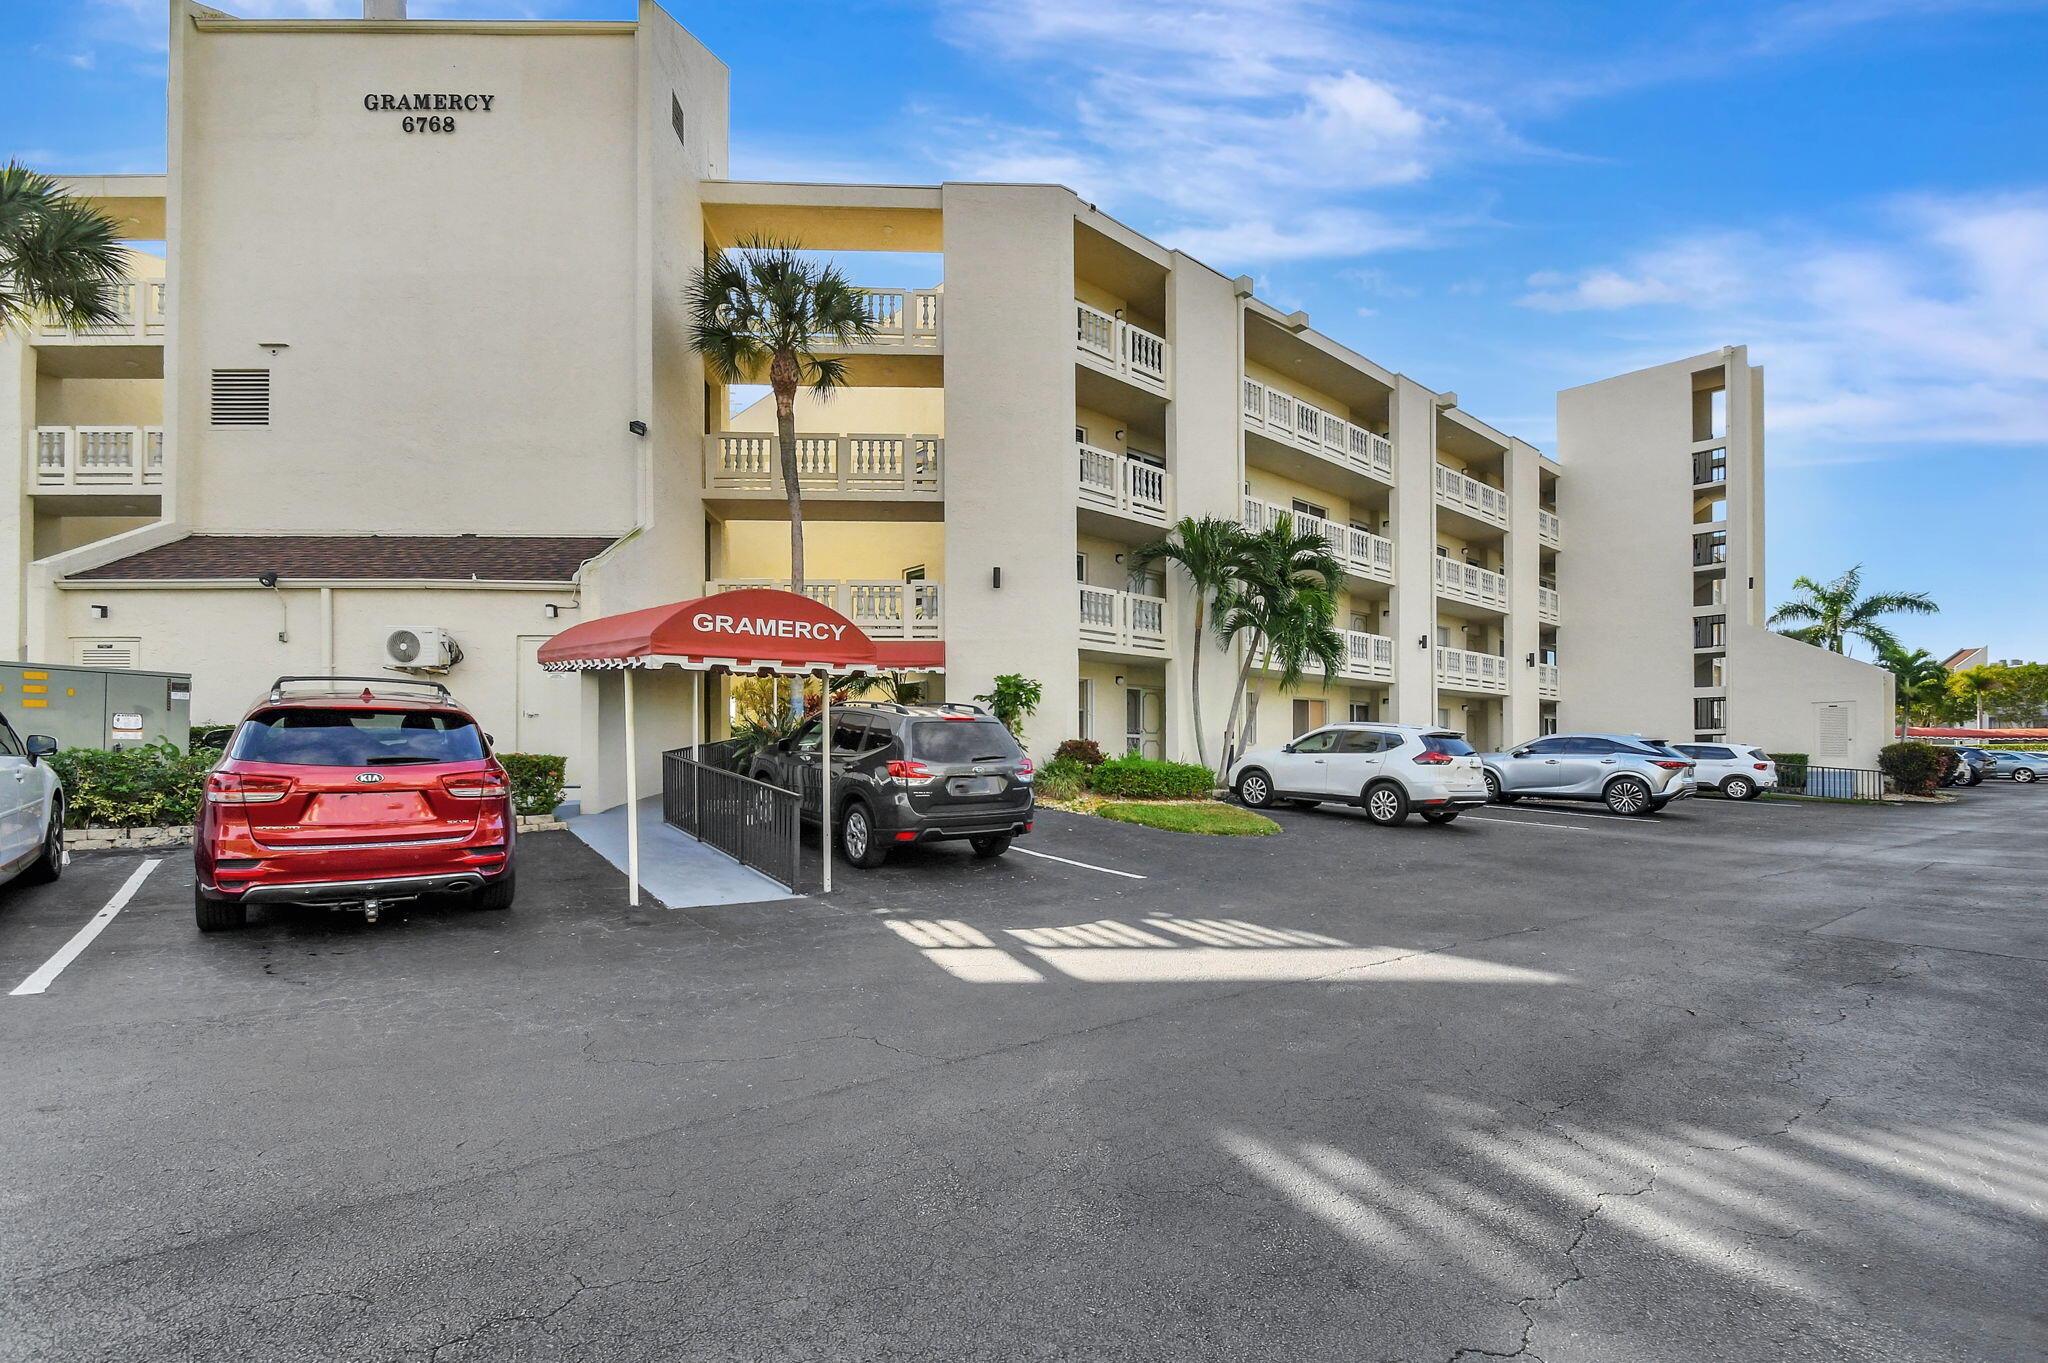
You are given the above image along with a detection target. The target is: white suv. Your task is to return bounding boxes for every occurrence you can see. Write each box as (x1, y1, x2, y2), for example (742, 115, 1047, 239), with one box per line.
(1231, 723, 1491, 827)
(1671, 742, 1776, 800)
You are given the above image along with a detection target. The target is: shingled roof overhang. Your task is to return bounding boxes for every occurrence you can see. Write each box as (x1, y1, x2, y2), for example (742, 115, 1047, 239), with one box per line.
(65, 535, 617, 584)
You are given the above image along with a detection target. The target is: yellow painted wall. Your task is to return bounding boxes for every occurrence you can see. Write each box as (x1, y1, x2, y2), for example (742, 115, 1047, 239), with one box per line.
(727, 386, 944, 434)
(719, 520, 945, 582)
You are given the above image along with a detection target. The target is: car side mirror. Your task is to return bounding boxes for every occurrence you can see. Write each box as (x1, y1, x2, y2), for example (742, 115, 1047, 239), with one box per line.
(24, 735, 56, 763)
(198, 727, 233, 750)
(1512, 748, 1532, 758)
(1280, 742, 1297, 754)
(484, 733, 496, 752)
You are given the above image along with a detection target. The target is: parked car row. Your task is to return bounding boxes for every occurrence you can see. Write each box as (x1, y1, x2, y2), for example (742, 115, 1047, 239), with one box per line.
(1228, 725, 1758, 824)
(1942, 747, 2047, 785)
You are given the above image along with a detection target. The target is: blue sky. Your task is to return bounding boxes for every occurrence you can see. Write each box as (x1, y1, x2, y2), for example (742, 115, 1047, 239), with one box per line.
(5, 0, 2044, 661)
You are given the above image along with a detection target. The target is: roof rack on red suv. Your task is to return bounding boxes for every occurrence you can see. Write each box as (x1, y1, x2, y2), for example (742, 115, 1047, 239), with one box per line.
(266, 675, 456, 703)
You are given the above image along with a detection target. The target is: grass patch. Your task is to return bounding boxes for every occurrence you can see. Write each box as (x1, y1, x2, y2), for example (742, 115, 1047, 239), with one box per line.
(1095, 800, 1280, 836)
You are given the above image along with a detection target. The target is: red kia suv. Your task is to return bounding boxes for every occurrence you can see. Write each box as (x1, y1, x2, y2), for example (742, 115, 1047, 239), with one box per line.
(195, 677, 516, 931)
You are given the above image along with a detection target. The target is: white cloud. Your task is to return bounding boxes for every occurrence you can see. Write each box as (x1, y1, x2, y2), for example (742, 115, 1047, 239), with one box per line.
(1516, 191, 2048, 456)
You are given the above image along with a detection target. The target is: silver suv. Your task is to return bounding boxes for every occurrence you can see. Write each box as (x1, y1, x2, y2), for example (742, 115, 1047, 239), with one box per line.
(1481, 733, 1696, 815)
(1231, 723, 1490, 827)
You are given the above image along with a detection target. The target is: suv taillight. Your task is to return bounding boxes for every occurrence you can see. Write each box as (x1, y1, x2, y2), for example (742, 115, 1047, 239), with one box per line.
(1018, 757, 1035, 777)
(1412, 750, 1453, 765)
(1651, 760, 1691, 770)
(206, 772, 293, 804)
(1753, 762, 1769, 770)
(441, 770, 510, 799)
(886, 759, 935, 784)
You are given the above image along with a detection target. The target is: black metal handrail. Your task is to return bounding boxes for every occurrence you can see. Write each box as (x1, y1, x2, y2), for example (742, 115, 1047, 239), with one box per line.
(661, 747, 802, 891)
(1776, 764, 1886, 801)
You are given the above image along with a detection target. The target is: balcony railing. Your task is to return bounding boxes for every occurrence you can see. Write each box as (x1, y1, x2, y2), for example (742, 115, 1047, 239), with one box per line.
(37, 279, 166, 343)
(1240, 376, 1393, 483)
(1537, 662, 1560, 699)
(1078, 584, 1169, 656)
(706, 579, 941, 640)
(1434, 556, 1509, 611)
(35, 426, 165, 490)
(1255, 628, 1395, 685)
(1075, 302, 1169, 393)
(1538, 585, 1561, 623)
(1241, 496, 1394, 585)
(840, 288, 941, 350)
(1436, 647, 1510, 695)
(1077, 444, 1171, 526)
(704, 432, 941, 497)
(1538, 509, 1561, 546)
(1434, 464, 1510, 527)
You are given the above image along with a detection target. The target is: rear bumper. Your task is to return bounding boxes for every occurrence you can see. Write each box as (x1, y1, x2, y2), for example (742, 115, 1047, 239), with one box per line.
(894, 816, 1033, 843)
(216, 867, 506, 905)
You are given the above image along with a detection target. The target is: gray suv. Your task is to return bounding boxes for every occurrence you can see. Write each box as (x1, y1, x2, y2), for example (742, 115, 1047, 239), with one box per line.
(1480, 733, 1696, 815)
(749, 702, 1034, 868)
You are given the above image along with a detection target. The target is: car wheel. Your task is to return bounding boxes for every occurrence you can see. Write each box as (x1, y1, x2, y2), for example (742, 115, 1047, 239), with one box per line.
(472, 867, 516, 911)
(1721, 775, 1757, 801)
(2016, 768, 2038, 784)
(1362, 782, 1409, 827)
(1236, 769, 1276, 808)
(839, 801, 891, 869)
(970, 834, 1012, 859)
(1604, 777, 1653, 815)
(1421, 810, 1460, 825)
(194, 886, 248, 933)
(1483, 770, 1519, 804)
(18, 802, 64, 886)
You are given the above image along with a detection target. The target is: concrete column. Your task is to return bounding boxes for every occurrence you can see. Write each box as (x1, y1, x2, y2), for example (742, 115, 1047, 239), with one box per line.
(1502, 437, 1543, 742)
(1160, 257, 1242, 767)
(0, 337, 33, 661)
(939, 183, 1078, 761)
(1386, 376, 1439, 725)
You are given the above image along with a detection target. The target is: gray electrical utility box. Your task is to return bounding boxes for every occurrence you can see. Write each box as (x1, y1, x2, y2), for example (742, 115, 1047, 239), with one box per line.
(0, 662, 193, 753)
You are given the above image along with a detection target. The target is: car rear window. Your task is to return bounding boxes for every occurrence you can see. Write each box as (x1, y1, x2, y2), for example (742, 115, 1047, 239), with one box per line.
(230, 707, 486, 766)
(908, 719, 1023, 764)
(1423, 734, 1476, 757)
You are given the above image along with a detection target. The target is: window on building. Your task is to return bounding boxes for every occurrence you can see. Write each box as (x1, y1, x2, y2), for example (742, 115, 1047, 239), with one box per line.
(1290, 498, 1328, 521)
(1075, 553, 1087, 582)
(1349, 702, 1373, 723)
(1077, 678, 1093, 740)
(902, 565, 927, 582)
(671, 94, 687, 148)
(1694, 696, 1727, 732)
(1694, 616, 1726, 650)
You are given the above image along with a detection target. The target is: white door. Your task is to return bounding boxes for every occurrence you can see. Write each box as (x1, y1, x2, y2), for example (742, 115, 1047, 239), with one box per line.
(0, 723, 38, 865)
(516, 636, 583, 763)
(1125, 687, 1163, 758)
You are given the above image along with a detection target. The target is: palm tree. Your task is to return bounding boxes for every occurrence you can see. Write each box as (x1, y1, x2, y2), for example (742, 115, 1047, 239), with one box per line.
(1876, 644, 1949, 735)
(0, 163, 130, 334)
(1215, 515, 1346, 774)
(687, 237, 878, 594)
(1767, 565, 1938, 657)
(1948, 664, 2007, 730)
(1131, 516, 1249, 771)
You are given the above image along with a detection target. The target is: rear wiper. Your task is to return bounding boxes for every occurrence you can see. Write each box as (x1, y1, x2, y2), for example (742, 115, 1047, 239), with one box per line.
(366, 755, 438, 765)
(971, 755, 1010, 762)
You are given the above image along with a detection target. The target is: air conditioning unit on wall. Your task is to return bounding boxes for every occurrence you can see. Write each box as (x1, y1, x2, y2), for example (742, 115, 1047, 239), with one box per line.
(385, 626, 462, 672)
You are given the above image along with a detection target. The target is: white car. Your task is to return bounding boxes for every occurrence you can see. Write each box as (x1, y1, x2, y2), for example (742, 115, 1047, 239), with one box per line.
(1671, 742, 1776, 800)
(0, 714, 65, 888)
(1231, 723, 1491, 826)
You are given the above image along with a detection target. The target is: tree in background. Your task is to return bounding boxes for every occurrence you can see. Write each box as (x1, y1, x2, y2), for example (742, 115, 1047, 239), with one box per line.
(1948, 664, 2008, 730)
(1876, 644, 1951, 733)
(1131, 516, 1250, 772)
(1986, 662, 2048, 727)
(1768, 564, 1938, 657)
(687, 237, 878, 595)
(974, 675, 1043, 747)
(0, 164, 130, 334)
(1215, 516, 1346, 774)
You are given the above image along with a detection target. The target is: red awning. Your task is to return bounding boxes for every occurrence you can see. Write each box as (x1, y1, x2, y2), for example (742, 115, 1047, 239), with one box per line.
(871, 641, 946, 674)
(1907, 726, 2048, 740)
(538, 588, 879, 674)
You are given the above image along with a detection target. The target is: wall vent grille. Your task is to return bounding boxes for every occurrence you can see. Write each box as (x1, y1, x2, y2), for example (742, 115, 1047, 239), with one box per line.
(74, 637, 140, 669)
(211, 369, 270, 426)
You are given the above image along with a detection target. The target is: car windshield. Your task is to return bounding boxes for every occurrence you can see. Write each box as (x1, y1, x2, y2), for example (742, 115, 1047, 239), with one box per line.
(230, 707, 486, 766)
(1423, 735, 1476, 757)
(909, 719, 1023, 764)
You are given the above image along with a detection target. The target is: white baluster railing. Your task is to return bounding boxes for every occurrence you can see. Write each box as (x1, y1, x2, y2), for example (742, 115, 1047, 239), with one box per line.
(1435, 646, 1510, 694)
(705, 433, 942, 496)
(1240, 496, 1394, 584)
(1433, 555, 1509, 610)
(705, 579, 942, 640)
(33, 426, 167, 490)
(1536, 662, 1560, 697)
(1538, 508, 1561, 544)
(1075, 301, 1171, 393)
(1538, 585, 1561, 622)
(1434, 463, 1511, 526)
(1077, 585, 1170, 656)
(1240, 375, 1393, 482)
(1077, 444, 1172, 525)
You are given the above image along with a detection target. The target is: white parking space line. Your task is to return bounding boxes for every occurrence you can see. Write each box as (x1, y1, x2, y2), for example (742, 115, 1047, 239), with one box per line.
(9, 859, 163, 998)
(1012, 847, 1148, 879)
(1462, 815, 1594, 833)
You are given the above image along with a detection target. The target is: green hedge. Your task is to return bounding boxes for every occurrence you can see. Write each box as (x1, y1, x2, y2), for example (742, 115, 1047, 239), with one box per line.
(1877, 741, 1942, 796)
(1768, 752, 1810, 784)
(499, 753, 568, 817)
(1035, 756, 1089, 802)
(48, 741, 213, 829)
(1086, 755, 1215, 800)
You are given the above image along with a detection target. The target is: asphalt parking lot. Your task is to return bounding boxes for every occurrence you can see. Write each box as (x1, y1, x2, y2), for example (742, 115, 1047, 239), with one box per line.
(3, 782, 2044, 1362)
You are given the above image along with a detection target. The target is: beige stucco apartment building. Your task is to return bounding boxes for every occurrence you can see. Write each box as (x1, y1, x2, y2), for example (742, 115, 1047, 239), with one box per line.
(0, 1, 1891, 810)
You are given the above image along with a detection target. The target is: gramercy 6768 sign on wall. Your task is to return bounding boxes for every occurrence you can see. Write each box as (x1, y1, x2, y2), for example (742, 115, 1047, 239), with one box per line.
(362, 92, 495, 135)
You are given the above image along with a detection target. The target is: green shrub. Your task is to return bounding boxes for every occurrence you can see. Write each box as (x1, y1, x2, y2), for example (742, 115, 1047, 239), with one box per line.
(1034, 756, 1088, 802)
(189, 724, 232, 752)
(1877, 741, 1942, 796)
(48, 741, 214, 828)
(1087, 755, 1215, 800)
(1054, 738, 1105, 768)
(1768, 752, 1810, 787)
(498, 752, 568, 817)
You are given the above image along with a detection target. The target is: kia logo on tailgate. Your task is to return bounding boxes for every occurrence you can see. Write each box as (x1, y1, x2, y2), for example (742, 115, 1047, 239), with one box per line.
(355, 773, 383, 784)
